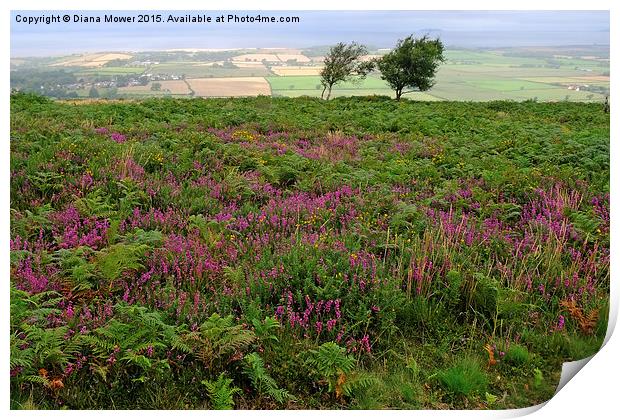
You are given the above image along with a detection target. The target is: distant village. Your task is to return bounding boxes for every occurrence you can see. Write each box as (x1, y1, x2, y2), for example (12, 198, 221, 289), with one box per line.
(66, 72, 184, 91)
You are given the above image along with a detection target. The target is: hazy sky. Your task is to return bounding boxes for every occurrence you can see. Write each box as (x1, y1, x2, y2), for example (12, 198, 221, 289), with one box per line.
(11, 10, 610, 57)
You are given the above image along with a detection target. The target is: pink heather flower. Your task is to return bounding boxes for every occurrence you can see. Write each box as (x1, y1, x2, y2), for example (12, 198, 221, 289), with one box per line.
(334, 299, 341, 319)
(326, 319, 337, 332)
(10, 367, 23, 377)
(360, 335, 372, 354)
(64, 363, 74, 376)
(325, 300, 333, 312)
(107, 354, 117, 365)
(557, 315, 565, 331)
(94, 127, 109, 134)
(81, 306, 92, 320)
(315, 300, 324, 314)
(110, 132, 127, 143)
(15, 257, 49, 293)
(10, 235, 25, 251)
(346, 337, 357, 352)
(80, 172, 94, 189)
(146, 345, 154, 357)
(315, 321, 323, 335)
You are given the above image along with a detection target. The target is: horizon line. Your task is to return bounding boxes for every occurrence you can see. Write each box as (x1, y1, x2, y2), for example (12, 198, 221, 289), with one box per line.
(10, 43, 612, 59)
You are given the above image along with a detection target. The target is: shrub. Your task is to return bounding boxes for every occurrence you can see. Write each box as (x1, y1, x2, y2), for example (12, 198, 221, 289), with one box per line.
(503, 344, 531, 366)
(437, 357, 488, 397)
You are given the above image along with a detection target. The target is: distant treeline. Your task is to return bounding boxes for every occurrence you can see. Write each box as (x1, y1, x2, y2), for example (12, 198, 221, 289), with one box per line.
(10, 69, 78, 98)
(131, 50, 246, 63)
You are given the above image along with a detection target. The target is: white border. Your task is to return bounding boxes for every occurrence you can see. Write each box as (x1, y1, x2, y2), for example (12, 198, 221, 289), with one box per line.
(3, 1, 617, 419)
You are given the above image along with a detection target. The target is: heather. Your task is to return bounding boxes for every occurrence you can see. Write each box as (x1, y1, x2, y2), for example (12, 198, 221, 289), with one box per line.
(10, 93, 609, 409)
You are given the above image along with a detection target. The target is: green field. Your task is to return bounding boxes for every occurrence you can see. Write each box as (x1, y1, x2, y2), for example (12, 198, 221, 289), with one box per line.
(466, 79, 555, 91)
(267, 75, 398, 98)
(267, 75, 389, 91)
(444, 50, 544, 66)
(265, 48, 608, 102)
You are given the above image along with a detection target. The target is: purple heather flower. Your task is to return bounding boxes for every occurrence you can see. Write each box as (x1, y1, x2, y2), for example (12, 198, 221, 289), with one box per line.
(110, 132, 126, 143)
(557, 315, 565, 331)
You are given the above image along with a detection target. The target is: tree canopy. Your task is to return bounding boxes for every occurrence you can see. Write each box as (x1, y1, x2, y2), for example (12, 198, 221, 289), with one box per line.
(320, 42, 374, 100)
(377, 35, 445, 100)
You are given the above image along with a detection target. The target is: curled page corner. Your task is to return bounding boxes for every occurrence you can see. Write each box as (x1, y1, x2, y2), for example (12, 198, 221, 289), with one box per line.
(494, 356, 597, 418)
(550, 302, 618, 396)
(555, 355, 595, 395)
(551, 303, 618, 396)
(500, 401, 548, 418)
(603, 301, 618, 347)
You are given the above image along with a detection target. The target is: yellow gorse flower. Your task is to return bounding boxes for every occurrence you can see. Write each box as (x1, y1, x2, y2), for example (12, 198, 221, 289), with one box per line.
(232, 130, 255, 142)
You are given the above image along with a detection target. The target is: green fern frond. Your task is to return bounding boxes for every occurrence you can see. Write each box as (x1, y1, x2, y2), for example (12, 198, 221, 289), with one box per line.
(306, 342, 355, 378)
(306, 342, 356, 395)
(340, 372, 380, 398)
(23, 375, 50, 386)
(95, 243, 148, 283)
(214, 330, 256, 357)
(121, 352, 152, 370)
(243, 352, 293, 404)
(186, 313, 257, 370)
(252, 317, 280, 345)
(73, 189, 115, 218)
(170, 334, 193, 354)
(201, 373, 241, 410)
(121, 229, 164, 246)
(10, 333, 34, 371)
(81, 335, 117, 355)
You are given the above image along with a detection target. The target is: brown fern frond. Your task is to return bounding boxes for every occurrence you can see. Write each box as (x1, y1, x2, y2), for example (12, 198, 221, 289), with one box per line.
(49, 378, 64, 390)
(560, 299, 583, 320)
(560, 299, 599, 335)
(196, 348, 212, 368)
(335, 372, 347, 400)
(483, 344, 497, 367)
(581, 309, 599, 335)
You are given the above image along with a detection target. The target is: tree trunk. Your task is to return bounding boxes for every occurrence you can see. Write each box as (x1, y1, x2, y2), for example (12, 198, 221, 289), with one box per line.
(395, 88, 402, 101)
(321, 85, 327, 100)
(326, 85, 333, 100)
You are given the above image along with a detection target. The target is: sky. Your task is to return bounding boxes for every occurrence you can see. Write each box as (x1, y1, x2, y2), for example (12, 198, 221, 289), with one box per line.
(10, 10, 610, 57)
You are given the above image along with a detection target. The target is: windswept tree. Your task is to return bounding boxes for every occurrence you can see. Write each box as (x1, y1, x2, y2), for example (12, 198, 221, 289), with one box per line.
(320, 42, 374, 100)
(377, 35, 444, 100)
